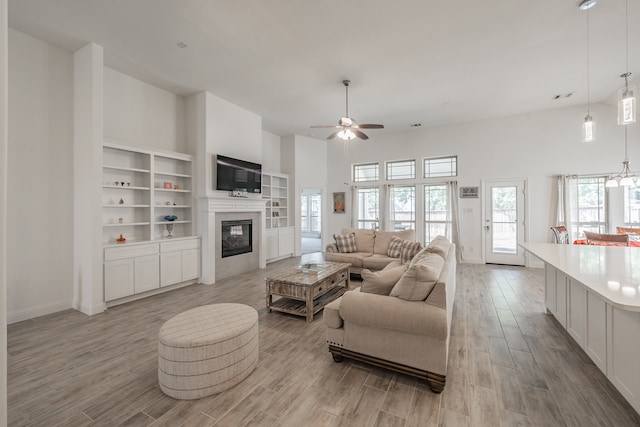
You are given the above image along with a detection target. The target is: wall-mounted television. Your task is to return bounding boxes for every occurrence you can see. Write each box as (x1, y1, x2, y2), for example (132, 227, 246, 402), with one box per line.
(215, 154, 262, 193)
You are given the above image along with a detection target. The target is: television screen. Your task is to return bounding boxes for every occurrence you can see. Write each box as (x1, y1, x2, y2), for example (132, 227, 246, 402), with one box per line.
(216, 155, 262, 193)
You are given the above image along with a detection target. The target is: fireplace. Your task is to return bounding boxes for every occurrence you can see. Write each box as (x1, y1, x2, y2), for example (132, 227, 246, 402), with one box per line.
(221, 220, 253, 258)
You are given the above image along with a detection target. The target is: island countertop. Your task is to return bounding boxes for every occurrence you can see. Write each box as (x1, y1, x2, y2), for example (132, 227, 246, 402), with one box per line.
(521, 242, 640, 311)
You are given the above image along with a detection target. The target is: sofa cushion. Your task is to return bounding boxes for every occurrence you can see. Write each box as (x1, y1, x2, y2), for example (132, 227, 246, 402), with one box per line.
(334, 232, 357, 253)
(400, 240, 423, 264)
(342, 228, 375, 253)
(426, 235, 451, 259)
(360, 265, 408, 295)
(390, 253, 444, 301)
(324, 251, 369, 268)
(374, 229, 415, 255)
(362, 254, 399, 271)
(386, 236, 404, 258)
(323, 298, 343, 329)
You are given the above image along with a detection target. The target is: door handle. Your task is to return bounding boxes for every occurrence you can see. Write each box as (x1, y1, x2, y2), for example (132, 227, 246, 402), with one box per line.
(485, 225, 490, 230)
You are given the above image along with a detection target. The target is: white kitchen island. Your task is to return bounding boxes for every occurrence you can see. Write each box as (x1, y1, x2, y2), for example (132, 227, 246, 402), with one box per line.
(521, 243, 640, 414)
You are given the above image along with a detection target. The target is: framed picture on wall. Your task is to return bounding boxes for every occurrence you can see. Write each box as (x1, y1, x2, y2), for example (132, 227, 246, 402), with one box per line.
(333, 192, 346, 213)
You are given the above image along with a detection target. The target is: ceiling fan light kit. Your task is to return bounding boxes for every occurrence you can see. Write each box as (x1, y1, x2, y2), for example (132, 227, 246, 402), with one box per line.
(311, 80, 384, 141)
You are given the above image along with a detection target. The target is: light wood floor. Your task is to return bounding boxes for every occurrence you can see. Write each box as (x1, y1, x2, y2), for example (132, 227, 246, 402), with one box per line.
(8, 256, 640, 426)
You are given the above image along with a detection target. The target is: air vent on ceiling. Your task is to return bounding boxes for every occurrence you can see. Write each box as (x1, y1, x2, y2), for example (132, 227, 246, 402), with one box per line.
(552, 92, 574, 100)
(410, 123, 422, 127)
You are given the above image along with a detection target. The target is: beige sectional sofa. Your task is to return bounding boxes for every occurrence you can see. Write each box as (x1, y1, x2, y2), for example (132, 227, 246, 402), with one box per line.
(324, 228, 417, 274)
(323, 236, 456, 393)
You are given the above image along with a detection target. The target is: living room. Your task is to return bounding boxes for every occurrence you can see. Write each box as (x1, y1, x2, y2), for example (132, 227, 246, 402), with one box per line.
(2, 0, 640, 426)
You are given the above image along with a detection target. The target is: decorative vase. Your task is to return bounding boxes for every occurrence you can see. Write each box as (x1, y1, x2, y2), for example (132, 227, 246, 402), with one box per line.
(166, 223, 174, 238)
(116, 234, 126, 243)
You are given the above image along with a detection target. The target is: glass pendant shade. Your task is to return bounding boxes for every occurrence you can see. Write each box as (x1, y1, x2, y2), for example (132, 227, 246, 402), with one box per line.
(605, 178, 619, 188)
(337, 128, 356, 140)
(618, 85, 636, 125)
(582, 115, 595, 142)
(620, 176, 635, 187)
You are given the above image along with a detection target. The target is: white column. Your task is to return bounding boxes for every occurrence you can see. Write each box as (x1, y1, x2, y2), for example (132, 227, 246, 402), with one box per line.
(73, 43, 105, 315)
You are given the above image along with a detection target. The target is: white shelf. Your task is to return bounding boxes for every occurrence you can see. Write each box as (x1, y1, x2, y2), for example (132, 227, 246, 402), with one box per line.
(155, 220, 192, 225)
(156, 204, 191, 208)
(155, 171, 192, 178)
(103, 204, 150, 208)
(103, 222, 150, 227)
(262, 172, 289, 229)
(103, 165, 150, 173)
(103, 185, 150, 190)
(155, 188, 191, 193)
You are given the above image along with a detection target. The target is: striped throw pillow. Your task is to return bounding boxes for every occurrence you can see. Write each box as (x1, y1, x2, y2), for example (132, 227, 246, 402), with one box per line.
(387, 236, 404, 258)
(400, 240, 423, 264)
(333, 232, 357, 253)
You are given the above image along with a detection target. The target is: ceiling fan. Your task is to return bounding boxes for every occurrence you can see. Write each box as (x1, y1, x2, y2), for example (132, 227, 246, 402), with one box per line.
(311, 80, 384, 140)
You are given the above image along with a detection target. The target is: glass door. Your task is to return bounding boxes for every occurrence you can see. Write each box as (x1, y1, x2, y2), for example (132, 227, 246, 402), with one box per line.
(483, 180, 526, 265)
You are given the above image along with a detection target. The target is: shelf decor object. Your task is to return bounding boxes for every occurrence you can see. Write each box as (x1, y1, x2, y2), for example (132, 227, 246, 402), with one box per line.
(166, 223, 174, 238)
(164, 215, 177, 221)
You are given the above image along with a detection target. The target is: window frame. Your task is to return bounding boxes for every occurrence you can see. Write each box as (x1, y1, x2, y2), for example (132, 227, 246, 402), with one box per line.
(423, 155, 458, 178)
(353, 162, 379, 182)
(386, 159, 416, 181)
(424, 183, 451, 243)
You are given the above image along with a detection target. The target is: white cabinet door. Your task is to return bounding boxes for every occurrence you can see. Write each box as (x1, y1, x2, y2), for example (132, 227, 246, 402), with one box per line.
(182, 249, 200, 281)
(134, 254, 160, 293)
(265, 229, 278, 261)
(278, 227, 295, 256)
(555, 271, 568, 327)
(104, 259, 134, 301)
(586, 292, 607, 372)
(567, 279, 587, 347)
(545, 264, 556, 314)
(160, 252, 182, 287)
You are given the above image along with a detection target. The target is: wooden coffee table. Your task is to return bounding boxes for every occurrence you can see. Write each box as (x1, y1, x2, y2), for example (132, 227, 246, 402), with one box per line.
(265, 262, 350, 322)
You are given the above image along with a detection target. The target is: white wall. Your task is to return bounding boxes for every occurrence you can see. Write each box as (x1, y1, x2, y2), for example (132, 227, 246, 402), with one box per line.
(7, 29, 74, 321)
(326, 102, 637, 263)
(281, 135, 328, 254)
(1, 0, 9, 422)
(103, 67, 187, 153)
(261, 130, 281, 172)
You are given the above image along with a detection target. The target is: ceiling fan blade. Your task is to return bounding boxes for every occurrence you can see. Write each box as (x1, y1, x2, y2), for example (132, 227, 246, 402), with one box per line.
(353, 129, 369, 140)
(311, 125, 341, 129)
(356, 124, 384, 129)
(326, 130, 341, 140)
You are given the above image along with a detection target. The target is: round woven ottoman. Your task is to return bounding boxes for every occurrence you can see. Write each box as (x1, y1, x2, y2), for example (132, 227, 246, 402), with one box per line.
(158, 303, 259, 400)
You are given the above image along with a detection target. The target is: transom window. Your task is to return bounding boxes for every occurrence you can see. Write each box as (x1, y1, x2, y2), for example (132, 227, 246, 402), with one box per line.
(353, 163, 379, 182)
(386, 160, 415, 180)
(424, 156, 457, 178)
(624, 186, 640, 225)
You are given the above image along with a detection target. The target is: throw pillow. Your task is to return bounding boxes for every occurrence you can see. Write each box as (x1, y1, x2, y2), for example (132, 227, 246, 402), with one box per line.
(400, 240, 423, 264)
(333, 232, 357, 253)
(386, 236, 404, 258)
(425, 235, 451, 259)
(390, 254, 445, 301)
(360, 265, 408, 295)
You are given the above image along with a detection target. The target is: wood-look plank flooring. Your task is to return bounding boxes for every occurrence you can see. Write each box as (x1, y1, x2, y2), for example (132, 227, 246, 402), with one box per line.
(8, 256, 640, 426)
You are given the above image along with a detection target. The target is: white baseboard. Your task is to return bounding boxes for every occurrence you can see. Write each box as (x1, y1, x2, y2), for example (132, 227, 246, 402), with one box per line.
(73, 301, 106, 316)
(461, 257, 483, 264)
(8, 300, 72, 324)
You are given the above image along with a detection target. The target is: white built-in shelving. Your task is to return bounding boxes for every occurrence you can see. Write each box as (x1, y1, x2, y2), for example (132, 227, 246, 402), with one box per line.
(102, 140, 194, 245)
(262, 172, 289, 229)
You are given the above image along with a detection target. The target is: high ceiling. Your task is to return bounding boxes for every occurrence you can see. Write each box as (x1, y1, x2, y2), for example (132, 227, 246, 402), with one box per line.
(8, 0, 640, 138)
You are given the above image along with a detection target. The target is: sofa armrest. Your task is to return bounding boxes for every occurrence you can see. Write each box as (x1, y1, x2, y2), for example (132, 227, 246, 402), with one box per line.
(339, 290, 447, 339)
(326, 243, 338, 253)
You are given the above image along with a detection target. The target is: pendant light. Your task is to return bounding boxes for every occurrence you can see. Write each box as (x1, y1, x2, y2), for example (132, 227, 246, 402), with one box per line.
(618, 0, 636, 125)
(605, 127, 635, 188)
(582, 0, 595, 142)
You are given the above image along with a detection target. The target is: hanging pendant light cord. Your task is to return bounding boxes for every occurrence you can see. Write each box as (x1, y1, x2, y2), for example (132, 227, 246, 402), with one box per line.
(586, 7, 591, 115)
(624, 126, 629, 161)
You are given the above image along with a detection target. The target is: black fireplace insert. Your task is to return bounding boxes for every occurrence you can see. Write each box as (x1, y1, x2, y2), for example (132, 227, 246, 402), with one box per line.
(221, 219, 252, 258)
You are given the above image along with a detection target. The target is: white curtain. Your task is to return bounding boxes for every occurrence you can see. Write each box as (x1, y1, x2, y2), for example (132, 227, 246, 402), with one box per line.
(349, 185, 357, 228)
(447, 181, 463, 262)
(383, 184, 394, 231)
(555, 175, 576, 241)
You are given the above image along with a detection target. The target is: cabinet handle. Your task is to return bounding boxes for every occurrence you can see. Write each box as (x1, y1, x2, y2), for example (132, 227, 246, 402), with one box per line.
(318, 287, 323, 292)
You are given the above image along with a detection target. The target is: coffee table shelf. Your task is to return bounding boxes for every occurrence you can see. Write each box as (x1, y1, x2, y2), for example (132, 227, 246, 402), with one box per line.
(265, 262, 350, 322)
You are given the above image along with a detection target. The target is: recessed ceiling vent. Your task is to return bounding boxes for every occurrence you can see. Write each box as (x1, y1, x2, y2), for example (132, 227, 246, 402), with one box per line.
(552, 92, 574, 100)
(410, 123, 422, 127)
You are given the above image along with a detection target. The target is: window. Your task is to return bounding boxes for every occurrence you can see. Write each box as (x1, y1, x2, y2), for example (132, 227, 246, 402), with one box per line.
(356, 187, 379, 230)
(386, 160, 415, 180)
(353, 163, 379, 182)
(569, 177, 606, 237)
(624, 186, 640, 225)
(424, 156, 457, 178)
(389, 186, 415, 230)
(424, 184, 451, 243)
